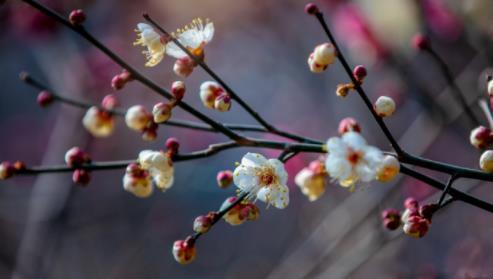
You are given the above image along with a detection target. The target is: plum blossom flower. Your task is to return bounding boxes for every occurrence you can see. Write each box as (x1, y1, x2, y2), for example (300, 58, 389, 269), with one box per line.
(82, 106, 115, 137)
(325, 132, 383, 188)
(134, 23, 167, 67)
(294, 160, 328, 201)
(138, 150, 174, 191)
(166, 18, 214, 59)
(123, 163, 153, 198)
(233, 153, 289, 209)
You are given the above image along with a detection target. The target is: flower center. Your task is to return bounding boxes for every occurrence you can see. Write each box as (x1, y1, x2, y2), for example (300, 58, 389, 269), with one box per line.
(257, 167, 277, 187)
(347, 148, 363, 166)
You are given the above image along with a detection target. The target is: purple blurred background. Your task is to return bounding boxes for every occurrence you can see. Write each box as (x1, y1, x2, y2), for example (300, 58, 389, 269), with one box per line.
(1, 0, 493, 278)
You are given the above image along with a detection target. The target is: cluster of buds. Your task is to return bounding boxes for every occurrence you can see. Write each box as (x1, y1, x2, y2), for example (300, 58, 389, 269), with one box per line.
(307, 43, 337, 73)
(294, 159, 328, 201)
(122, 163, 153, 198)
(82, 94, 118, 138)
(172, 236, 197, 265)
(125, 105, 159, 141)
(382, 197, 437, 238)
(216, 170, 233, 189)
(64, 147, 92, 186)
(469, 126, 493, 149)
(111, 69, 133, 90)
(374, 96, 396, 117)
(37, 90, 55, 107)
(199, 81, 232, 112)
(220, 196, 260, 226)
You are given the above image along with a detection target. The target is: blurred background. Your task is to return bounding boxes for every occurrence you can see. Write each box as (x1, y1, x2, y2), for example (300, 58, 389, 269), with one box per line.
(1, 0, 493, 278)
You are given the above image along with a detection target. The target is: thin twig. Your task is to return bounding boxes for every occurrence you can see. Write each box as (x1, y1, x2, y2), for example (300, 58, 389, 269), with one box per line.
(437, 174, 457, 207)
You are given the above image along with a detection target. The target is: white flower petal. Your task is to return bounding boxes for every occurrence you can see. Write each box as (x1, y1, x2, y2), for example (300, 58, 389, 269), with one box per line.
(233, 165, 258, 192)
(166, 42, 187, 59)
(326, 137, 347, 156)
(257, 184, 289, 209)
(203, 22, 214, 42)
(241, 152, 267, 168)
(325, 155, 352, 181)
(267, 158, 288, 185)
(342, 131, 367, 151)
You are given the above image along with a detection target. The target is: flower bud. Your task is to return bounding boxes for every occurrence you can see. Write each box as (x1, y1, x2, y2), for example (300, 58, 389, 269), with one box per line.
(411, 34, 430, 50)
(374, 96, 396, 117)
(488, 79, 493, 96)
(171, 81, 186, 102)
(404, 197, 419, 211)
(37, 90, 54, 107)
(295, 167, 327, 202)
(172, 237, 196, 265)
(214, 93, 232, 112)
(193, 212, 217, 234)
(469, 126, 492, 149)
(313, 43, 336, 66)
(72, 169, 91, 186)
(480, 150, 493, 173)
(69, 9, 86, 25)
(381, 208, 401, 230)
(123, 164, 153, 198)
(173, 57, 195, 78)
(165, 137, 180, 154)
(101, 94, 118, 110)
(304, 3, 319, 15)
(220, 196, 246, 226)
(353, 65, 367, 81)
(152, 102, 173, 123)
(338, 117, 361, 135)
(125, 105, 151, 131)
(403, 215, 430, 238)
(82, 106, 115, 137)
(199, 81, 223, 109)
(64, 147, 90, 167)
(216, 170, 233, 188)
(375, 155, 400, 182)
(141, 123, 158, 141)
(240, 203, 260, 221)
(307, 53, 326, 73)
(13, 161, 26, 171)
(0, 161, 15, 180)
(419, 203, 438, 221)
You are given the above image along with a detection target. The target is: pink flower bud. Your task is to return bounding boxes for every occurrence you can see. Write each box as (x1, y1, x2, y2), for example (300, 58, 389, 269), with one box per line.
(214, 93, 232, 112)
(119, 70, 133, 82)
(69, 9, 86, 26)
(469, 126, 492, 149)
(101, 94, 118, 110)
(338, 117, 361, 135)
(64, 147, 90, 167)
(216, 170, 233, 188)
(240, 203, 260, 221)
(111, 75, 125, 90)
(381, 208, 401, 230)
(141, 123, 158, 141)
(0, 161, 16, 180)
(165, 137, 180, 154)
(173, 57, 195, 78)
(308, 160, 325, 174)
(37, 90, 54, 107)
(411, 34, 430, 50)
(193, 212, 217, 234)
(220, 196, 246, 226)
(419, 203, 438, 221)
(403, 215, 430, 238)
(72, 169, 91, 186)
(304, 3, 319, 15)
(171, 81, 186, 102)
(404, 197, 419, 210)
(152, 102, 173, 123)
(172, 237, 196, 265)
(353, 65, 367, 81)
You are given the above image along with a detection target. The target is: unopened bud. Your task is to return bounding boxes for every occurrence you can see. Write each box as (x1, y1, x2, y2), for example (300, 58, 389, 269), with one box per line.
(0, 161, 15, 180)
(214, 93, 232, 112)
(72, 169, 91, 186)
(411, 33, 430, 50)
(313, 43, 336, 66)
(173, 57, 195, 78)
(125, 105, 151, 131)
(37, 90, 54, 107)
(152, 102, 173, 123)
(141, 122, 158, 141)
(64, 147, 90, 167)
(375, 155, 400, 183)
(419, 203, 438, 221)
(200, 81, 223, 109)
(338, 117, 361, 135)
(69, 9, 86, 25)
(374, 96, 396, 117)
(171, 81, 186, 102)
(240, 203, 260, 221)
(469, 126, 492, 149)
(193, 212, 217, 234)
(101, 94, 118, 110)
(165, 137, 180, 154)
(220, 196, 246, 226)
(304, 3, 319, 15)
(480, 150, 493, 173)
(172, 237, 196, 265)
(216, 170, 233, 188)
(381, 208, 401, 230)
(353, 65, 367, 81)
(403, 215, 430, 238)
(404, 197, 419, 211)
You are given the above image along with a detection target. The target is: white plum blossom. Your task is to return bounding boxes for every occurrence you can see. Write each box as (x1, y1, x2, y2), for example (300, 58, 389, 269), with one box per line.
(82, 106, 115, 137)
(125, 105, 151, 131)
(167, 18, 214, 59)
(134, 23, 167, 67)
(325, 132, 383, 188)
(138, 150, 174, 191)
(233, 153, 289, 209)
(123, 163, 153, 198)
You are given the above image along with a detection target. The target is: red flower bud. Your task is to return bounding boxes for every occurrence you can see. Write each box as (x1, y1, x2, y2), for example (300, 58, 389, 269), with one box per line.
(171, 81, 186, 102)
(111, 75, 125, 90)
(193, 212, 217, 234)
(353, 65, 367, 81)
(411, 34, 430, 50)
(64, 147, 91, 167)
(470, 126, 493, 149)
(69, 9, 86, 26)
(72, 169, 91, 186)
(101, 94, 118, 110)
(0, 161, 16, 180)
(172, 237, 196, 265)
(381, 208, 401, 230)
(304, 3, 319, 15)
(165, 137, 180, 154)
(403, 215, 430, 238)
(216, 170, 233, 188)
(37, 90, 54, 107)
(404, 197, 419, 210)
(419, 203, 439, 221)
(338, 117, 361, 135)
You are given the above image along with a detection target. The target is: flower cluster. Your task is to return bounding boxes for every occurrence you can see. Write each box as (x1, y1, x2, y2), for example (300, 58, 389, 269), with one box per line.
(295, 159, 328, 201)
(199, 81, 231, 112)
(220, 196, 260, 226)
(382, 197, 438, 238)
(64, 147, 92, 185)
